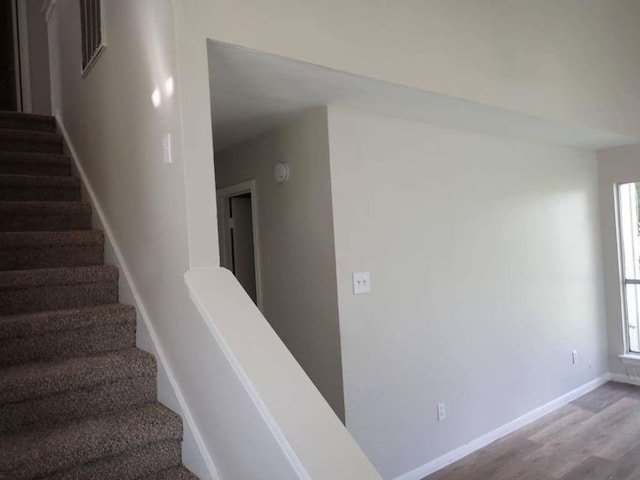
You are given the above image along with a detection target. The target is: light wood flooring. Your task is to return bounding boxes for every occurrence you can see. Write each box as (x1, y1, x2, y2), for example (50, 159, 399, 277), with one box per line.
(424, 382, 640, 480)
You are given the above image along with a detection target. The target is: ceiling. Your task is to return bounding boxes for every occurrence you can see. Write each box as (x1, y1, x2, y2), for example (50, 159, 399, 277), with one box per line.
(207, 40, 639, 152)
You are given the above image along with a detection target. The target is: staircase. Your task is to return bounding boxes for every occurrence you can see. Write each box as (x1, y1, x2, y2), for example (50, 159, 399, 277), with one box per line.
(0, 112, 199, 479)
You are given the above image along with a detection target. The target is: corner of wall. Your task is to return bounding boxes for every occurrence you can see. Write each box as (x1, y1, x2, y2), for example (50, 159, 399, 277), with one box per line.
(393, 374, 612, 480)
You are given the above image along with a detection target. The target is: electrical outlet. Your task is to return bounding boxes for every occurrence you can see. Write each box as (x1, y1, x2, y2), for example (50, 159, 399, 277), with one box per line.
(437, 402, 446, 421)
(572, 350, 578, 365)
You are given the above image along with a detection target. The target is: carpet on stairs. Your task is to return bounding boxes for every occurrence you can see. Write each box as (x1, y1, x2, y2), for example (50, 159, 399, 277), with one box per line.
(0, 111, 199, 480)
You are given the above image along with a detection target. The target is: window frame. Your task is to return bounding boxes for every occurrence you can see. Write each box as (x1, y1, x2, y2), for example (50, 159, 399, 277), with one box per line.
(79, 0, 106, 77)
(616, 182, 640, 355)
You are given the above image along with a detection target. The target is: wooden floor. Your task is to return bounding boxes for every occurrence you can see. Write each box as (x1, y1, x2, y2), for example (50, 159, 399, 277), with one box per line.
(424, 382, 640, 480)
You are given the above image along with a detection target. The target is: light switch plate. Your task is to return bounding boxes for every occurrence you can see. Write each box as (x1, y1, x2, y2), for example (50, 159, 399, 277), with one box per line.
(353, 272, 371, 295)
(162, 133, 172, 164)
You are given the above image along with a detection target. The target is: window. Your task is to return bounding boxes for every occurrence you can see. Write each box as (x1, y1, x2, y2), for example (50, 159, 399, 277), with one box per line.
(79, 0, 104, 75)
(618, 182, 640, 353)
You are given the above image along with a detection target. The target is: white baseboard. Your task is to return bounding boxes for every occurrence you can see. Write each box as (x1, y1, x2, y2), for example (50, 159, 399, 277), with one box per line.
(394, 373, 612, 480)
(55, 112, 219, 480)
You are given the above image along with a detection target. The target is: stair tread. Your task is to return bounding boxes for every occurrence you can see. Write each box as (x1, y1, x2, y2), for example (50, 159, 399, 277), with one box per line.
(0, 348, 155, 404)
(0, 265, 118, 290)
(0, 403, 182, 479)
(0, 174, 79, 188)
(0, 128, 62, 143)
(37, 440, 182, 480)
(0, 303, 135, 340)
(0, 151, 70, 165)
(0, 112, 55, 125)
(0, 113, 195, 478)
(139, 466, 200, 480)
(0, 200, 90, 213)
(0, 230, 103, 249)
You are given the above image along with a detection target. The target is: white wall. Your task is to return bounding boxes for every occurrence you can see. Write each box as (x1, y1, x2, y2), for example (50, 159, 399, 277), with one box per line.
(327, 106, 609, 479)
(176, 1, 640, 139)
(169, 0, 640, 320)
(597, 145, 640, 377)
(42, 0, 637, 478)
(25, 0, 51, 114)
(45, 1, 314, 479)
(215, 109, 345, 421)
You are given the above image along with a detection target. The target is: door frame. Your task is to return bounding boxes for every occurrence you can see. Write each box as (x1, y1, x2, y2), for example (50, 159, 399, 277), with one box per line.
(8, 0, 32, 112)
(216, 180, 264, 311)
(14, 0, 32, 112)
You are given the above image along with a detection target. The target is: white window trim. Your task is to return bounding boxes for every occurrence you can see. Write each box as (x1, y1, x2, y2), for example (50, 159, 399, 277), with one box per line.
(80, 0, 106, 78)
(81, 43, 105, 78)
(616, 182, 640, 357)
(620, 353, 640, 367)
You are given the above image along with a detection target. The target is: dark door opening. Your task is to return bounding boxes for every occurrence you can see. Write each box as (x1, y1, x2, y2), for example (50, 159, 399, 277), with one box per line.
(0, 0, 18, 111)
(227, 193, 258, 304)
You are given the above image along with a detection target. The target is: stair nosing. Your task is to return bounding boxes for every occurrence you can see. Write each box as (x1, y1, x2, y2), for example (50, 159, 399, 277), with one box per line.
(0, 303, 135, 340)
(0, 174, 80, 188)
(0, 200, 91, 213)
(138, 465, 199, 480)
(0, 265, 119, 290)
(0, 128, 63, 143)
(0, 112, 56, 123)
(0, 230, 104, 249)
(0, 151, 70, 165)
(0, 403, 182, 479)
(0, 349, 156, 404)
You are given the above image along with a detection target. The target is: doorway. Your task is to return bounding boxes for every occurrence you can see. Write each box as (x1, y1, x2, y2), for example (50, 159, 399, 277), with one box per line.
(0, 0, 19, 111)
(217, 181, 263, 309)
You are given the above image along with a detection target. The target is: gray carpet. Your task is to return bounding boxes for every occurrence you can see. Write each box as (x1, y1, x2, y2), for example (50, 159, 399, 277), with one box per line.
(0, 112, 199, 479)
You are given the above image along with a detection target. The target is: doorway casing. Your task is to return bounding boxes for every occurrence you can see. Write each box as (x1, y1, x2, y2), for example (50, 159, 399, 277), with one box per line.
(217, 180, 264, 311)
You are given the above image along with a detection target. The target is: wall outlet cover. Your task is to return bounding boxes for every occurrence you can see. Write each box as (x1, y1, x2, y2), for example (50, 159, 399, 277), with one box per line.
(437, 402, 446, 421)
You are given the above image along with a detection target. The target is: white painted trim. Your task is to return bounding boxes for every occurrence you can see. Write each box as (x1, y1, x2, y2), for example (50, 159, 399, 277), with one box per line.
(42, 0, 56, 23)
(619, 354, 640, 367)
(54, 112, 219, 480)
(81, 44, 106, 78)
(216, 180, 264, 312)
(80, 0, 107, 78)
(185, 268, 313, 480)
(393, 374, 612, 480)
(15, 0, 32, 113)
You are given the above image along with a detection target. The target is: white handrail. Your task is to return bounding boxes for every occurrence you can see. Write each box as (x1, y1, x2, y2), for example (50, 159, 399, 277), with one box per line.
(185, 267, 382, 480)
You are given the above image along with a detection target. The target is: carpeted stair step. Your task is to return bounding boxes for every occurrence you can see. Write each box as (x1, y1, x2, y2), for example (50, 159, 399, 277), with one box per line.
(0, 112, 56, 133)
(0, 112, 199, 479)
(42, 440, 184, 480)
(0, 403, 183, 479)
(0, 304, 135, 366)
(0, 265, 118, 315)
(0, 201, 92, 232)
(0, 174, 80, 201)
(0, 349, 156, 435)
(0, 129, 63, 154)
(140, 465, 201, 480)
(0, 152, 71, 176)
(0, 230, 104, 270)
